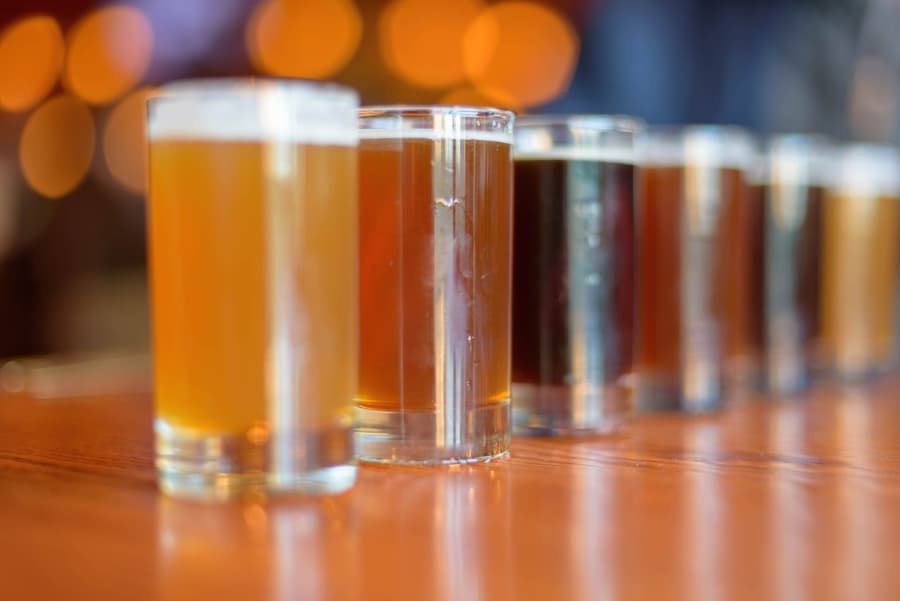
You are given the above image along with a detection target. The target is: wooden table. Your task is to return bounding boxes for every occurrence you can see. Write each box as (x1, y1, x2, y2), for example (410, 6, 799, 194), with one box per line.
(2, 380, 900, 600)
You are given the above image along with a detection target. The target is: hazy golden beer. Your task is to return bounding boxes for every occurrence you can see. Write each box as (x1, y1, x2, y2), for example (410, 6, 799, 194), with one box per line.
(821, 145, 900, 378)
(148, 80, 359, 498)
(356, 107, 514, 463)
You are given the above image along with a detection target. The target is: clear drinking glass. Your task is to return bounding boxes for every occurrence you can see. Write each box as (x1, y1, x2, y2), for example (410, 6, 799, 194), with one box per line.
(821, 144, 900, 379)
(636, 126, 757, 411)
(757, 135, 831, 394)
(148, 79, 359, 499)
(512, 115, 641, 435)
(355, 106, 514, 463)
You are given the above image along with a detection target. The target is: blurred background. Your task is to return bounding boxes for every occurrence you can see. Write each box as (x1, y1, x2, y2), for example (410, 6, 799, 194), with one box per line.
(0, 0, 898, 391)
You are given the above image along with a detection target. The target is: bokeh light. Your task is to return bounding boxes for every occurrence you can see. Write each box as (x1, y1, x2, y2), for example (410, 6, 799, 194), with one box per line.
(379, 0, 483, 89)
(20, 95, 95, 199)
(247, 0, 362, 79)
(64, 5, 154, 105)
(438, 85, 515, 110)
(103, 88, 154, 195)
(462, 1, 579, 108)
(0, 16, 65, 113)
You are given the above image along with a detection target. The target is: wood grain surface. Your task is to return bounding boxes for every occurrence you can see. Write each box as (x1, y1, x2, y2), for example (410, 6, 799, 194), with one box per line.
(2, 379, 900, 600)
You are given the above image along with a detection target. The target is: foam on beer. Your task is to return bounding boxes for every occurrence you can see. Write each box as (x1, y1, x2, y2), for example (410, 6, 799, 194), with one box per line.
(148, 81, 358, 145)
(358, 128, 513, 144)
(513, 146, 636, 164)
(833, 144, 900, 197)
(638, 126, 756, 171)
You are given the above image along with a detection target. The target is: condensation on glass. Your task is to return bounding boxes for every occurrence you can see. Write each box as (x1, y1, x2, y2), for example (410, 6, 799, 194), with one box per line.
(148, 79, 359, 499)
(636, 126, 756, 412)
(356, 106, 514, 464)
(755, 135, 831, 394)
(821, 144, 900, 379)
(512, 115, 641, 435)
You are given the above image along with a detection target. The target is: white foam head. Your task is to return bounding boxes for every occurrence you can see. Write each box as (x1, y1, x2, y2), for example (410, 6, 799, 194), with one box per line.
(359, 105, 514, 144)
(358, 129, 513, 144)
(148, 79, 359, 146)
(833, 144, 900, 197)
(638, 125, 756, 170)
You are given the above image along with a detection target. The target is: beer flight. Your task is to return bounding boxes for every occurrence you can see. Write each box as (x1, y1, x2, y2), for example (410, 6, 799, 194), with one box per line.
(146, 79, 900, 500)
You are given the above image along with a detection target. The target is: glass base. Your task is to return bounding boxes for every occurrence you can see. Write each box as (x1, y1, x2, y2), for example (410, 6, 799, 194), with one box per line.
(512, 382, 629, 436)
(634, 374, 722, 413)
(354, 400, 510, 464)
(155, 419, 356, 500)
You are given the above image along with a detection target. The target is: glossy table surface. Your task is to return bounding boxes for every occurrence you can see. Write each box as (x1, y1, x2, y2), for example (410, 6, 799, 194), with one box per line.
(2, 379, 900, 600)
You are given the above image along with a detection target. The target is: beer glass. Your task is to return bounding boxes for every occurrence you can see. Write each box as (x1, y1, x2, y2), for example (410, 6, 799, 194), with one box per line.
(356, 106, 514, 463)
(821, 144, 900, 379)
(636, 126, 756, 411)
(148, 79, 359, 499)
(758, 135, 830, 393)
(512, 115, 641, 435)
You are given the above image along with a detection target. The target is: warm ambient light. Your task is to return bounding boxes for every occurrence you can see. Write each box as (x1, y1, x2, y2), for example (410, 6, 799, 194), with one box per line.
(20, 95, 95, 199)
(247, 0, 362, 79)
(379, 0, 483, 89)
(462, 1, 579, 108)
(103, 88, 154, 195)
(0, 16, 65, 113)
(64, 5, 154, 105)
(439, 85, 516, 110)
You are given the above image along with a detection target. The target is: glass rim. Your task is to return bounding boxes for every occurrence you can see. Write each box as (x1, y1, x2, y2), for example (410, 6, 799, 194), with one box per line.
(359, 104, 515, 121)
(516, 113, 643, 133)
(639, 123, 756, 168)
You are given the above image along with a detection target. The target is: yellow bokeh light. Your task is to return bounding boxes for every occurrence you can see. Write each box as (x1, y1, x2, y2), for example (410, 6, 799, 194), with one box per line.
(64, 5, 154, 105)
(462, 1, 579, 108)
(247, 0, 362, 79)
(20, 95, 96, 199)
(379, 0, 483, 89)
(103, 88, 154, 195)
(439, 85, 517, 110)
(0, 16, 65, 113)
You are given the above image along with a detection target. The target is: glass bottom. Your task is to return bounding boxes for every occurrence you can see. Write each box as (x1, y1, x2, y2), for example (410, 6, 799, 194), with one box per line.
(354, 400, 510, 464)
(512, 382, 630, 436)
(155, 419, 356, 500)
(634, 373, 722, 413)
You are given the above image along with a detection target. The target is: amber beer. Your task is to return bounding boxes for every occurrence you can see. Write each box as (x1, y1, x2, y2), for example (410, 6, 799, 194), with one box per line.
(759, 136, 829, 393)
(148, 80, 359, 498)
(636, 127, 756, 411)
(512, 116, 639, 435)
(821, 145, 900, 378)
(356, 106, 514, 463)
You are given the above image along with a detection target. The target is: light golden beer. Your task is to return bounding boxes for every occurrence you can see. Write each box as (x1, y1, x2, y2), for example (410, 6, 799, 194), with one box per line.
(821, 145, 900, 377)
(148, 80, 358, 498)
(356, 107, 514, 464)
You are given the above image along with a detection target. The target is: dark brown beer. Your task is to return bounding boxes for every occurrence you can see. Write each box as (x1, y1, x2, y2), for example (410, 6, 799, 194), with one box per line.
(512, 157, 635, 432)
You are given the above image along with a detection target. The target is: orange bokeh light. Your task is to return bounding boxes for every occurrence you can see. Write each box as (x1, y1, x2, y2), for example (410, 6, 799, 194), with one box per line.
(379, 0, 483, 89)
(439, 85, 517, 110)
(20, 95, 95, 199)
(462, 1, 579, 108)
(64, 5, 153, 106)
(103, 88, 154, 195)
(247, 0, 362, 79)
(0, 16, 65, 113)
